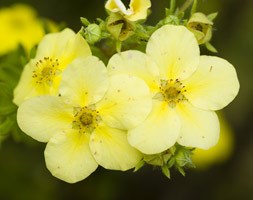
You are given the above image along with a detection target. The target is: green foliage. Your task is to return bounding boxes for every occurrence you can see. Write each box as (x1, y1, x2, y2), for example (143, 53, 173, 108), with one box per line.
(135, 144, 195, 178)
(0, 46, 28, 143)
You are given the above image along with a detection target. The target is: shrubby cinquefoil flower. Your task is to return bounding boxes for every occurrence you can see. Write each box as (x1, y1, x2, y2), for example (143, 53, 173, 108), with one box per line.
(0, 4, 58, 55)
(13, 28, 91, 105)
(105, 0, 151, 21)
(108, 25, 239, 154)
(17, 56, 152, 183)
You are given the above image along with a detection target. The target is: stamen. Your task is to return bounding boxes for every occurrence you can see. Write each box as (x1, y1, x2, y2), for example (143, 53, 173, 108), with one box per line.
(32, 57, 60, 86)
(158, 79, 188, 108)
(72, 106, 101, 134)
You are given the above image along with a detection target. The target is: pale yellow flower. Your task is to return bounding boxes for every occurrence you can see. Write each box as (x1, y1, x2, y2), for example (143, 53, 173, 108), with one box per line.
(17, 56, 152, 183)
(0, 4, 57, 55)
(13, 28, 91, 106)
(108, 25, 239, 154)
(105, 0, 151, 21)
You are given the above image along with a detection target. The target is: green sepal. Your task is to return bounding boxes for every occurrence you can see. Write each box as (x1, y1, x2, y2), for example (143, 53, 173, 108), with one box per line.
(162, 165, 171, 179)
(176, 166, 186, 176)
(205, 42, 218, 53)
(207, 12, 218, 21)
(106, 13, 135, 41)
(134, 160, 145, 172)
(80, 17, 90, 26)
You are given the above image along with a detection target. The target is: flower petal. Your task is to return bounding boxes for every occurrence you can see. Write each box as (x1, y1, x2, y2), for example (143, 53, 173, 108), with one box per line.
(183, 56, 240, 110)
(89, 124, 142, 170)
(45, 130, 98, 183)
(128, 100, 180, 154)
(59, 56, 109, 107)
(105, 0, 127, 14)
(146, 25, 199, 80)
(107, 50, 160, 94)
(58, 32, 91, 63)
(96, 74, 152, 130)
(176, 102, 220, 149)
(13, 61, 38, 106)
(17, 96, 73, 142)
(128, 0, 151, 21)
(36, 28, 75, 58)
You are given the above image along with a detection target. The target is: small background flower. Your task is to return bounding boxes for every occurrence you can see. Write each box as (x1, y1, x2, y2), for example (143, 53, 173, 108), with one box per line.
(0, 4, 58, 55)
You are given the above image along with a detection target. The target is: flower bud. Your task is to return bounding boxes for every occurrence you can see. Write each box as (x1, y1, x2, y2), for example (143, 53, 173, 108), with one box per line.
(187, 12, 213, 44)
(84, 24, 101, 44)
(106, 12, 135, 41)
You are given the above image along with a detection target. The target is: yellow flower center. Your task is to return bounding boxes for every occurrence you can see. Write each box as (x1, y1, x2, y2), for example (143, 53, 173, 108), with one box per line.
(72, 106, 101, 134)
(159, 79, 187, 108)
(32, 57, 60, 85)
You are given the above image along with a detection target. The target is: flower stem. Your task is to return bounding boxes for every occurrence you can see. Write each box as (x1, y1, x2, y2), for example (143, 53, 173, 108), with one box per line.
(179, 0, 194, 13)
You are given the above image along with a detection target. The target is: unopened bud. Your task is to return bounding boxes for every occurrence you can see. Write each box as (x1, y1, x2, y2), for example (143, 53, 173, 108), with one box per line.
(187, 12, 213, 44)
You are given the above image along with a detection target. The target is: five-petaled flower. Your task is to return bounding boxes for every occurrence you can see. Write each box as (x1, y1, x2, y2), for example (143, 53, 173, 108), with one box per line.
(13, 28, 91, 106)
(105, 0, 151, 21)
(17, 56, 152, 183)
(108, 25, 239, 154)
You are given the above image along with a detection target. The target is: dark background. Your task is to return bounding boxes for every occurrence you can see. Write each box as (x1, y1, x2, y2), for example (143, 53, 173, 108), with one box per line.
(0, 0, 252, 199)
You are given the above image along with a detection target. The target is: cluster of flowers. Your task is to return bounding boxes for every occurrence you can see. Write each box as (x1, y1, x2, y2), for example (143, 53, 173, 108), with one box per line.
(12, 0, 239, 183)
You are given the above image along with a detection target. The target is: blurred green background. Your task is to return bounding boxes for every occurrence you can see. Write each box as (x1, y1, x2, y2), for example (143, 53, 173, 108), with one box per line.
(0, 0, 252, 199)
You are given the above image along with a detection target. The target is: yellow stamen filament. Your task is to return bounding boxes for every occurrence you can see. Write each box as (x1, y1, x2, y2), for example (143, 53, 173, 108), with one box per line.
(159, 79, 187, 108)
(32, 57, 60, 85)
(72, 106, 101, 134)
